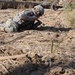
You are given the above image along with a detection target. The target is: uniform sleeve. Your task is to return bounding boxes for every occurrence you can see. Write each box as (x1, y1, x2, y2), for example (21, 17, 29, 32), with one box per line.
(21, 11, 37, 21)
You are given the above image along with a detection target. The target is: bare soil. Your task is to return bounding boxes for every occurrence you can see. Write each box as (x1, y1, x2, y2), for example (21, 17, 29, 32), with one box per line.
(0, 9, 75, 75)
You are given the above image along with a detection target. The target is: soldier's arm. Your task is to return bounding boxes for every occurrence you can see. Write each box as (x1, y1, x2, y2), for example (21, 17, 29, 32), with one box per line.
(20, 11, 38, 21)
(21, 15, 38, 21)
(22, 16, 42, 24)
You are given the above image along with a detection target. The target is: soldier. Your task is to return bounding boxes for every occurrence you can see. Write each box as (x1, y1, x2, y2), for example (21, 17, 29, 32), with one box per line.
(0, 5, 44, 33)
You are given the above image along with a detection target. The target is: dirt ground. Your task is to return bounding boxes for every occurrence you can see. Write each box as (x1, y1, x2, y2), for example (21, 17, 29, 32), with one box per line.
(0, 8, 75, 75)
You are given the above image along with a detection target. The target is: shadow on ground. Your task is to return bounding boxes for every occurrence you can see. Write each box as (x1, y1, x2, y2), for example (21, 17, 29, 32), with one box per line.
(19, 26, 73, 32)
(18, 21, 73, 32)
(3, 55, 75, 75)
(36, 26, 73, 32)
(0, 25, 73, 46)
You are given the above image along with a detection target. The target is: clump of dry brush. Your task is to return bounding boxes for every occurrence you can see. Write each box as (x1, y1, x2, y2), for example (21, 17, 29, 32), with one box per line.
(62, 1, 75, 27)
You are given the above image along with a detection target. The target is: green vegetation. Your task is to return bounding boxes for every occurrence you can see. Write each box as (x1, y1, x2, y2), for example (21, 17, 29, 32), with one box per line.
(63, 1, 73, 11)
(63, 1, 75, 27)
(51, 39, 63, 54)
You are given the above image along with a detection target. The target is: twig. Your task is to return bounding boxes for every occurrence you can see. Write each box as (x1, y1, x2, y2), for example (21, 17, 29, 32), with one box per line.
(0, 64, 9, 73)
(0, 54, 26, 60)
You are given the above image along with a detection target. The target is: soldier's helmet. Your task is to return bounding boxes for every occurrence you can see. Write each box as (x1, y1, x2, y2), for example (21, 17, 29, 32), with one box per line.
(34, 5, 44, 16)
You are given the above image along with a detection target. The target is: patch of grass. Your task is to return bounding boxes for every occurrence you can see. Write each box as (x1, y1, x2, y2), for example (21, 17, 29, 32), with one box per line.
(62, 1, 75, 27)
(50, 39, 63, 54)
(51, 40, 54, 53)
(63, 10, 75, 27)
(17, 4, 25, 9)
(63, 1, 73, 11)
(67, 16, 75, 26)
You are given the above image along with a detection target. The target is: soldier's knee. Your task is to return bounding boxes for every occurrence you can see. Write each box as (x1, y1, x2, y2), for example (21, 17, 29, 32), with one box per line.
(4, 27, 17, 33)
(4, 19, 18, 33)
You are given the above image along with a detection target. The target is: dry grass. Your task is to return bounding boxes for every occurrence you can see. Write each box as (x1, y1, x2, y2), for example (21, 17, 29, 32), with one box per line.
(64, 8, 75, 27)
(59, 1, 75, 27)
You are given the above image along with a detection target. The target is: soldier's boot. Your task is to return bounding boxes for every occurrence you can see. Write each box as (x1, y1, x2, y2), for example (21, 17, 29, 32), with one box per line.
(0, 23, 5, 32)
(0, 27, 5, 32)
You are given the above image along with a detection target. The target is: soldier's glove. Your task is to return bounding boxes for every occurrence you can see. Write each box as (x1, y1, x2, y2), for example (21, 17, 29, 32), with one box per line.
(36, 19, 45, 26)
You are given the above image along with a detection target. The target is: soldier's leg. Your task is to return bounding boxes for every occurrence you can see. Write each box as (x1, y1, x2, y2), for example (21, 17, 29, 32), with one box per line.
(4, 19, 18, 33)
(0, 23, 5, 32)
(19, 21, 35, 30)
(28, 22, 35, 29)
(29, 21, 43, 30)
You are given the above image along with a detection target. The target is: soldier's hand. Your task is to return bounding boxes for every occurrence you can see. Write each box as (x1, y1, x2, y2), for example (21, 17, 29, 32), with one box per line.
(34, 17, 38, 20)
(36, 19, 42, 23)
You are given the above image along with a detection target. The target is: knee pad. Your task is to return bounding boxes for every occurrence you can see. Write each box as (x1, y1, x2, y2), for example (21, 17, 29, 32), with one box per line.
(5, 19, 18, 33)
(4, 26, 17, 33)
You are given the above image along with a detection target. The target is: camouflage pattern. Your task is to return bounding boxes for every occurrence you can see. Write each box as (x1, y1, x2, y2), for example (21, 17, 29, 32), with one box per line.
(4, 10, 36, 32)
(0, 5, 44, 33)
(4, 19, 18, 32)
(13, 10, 36, 24)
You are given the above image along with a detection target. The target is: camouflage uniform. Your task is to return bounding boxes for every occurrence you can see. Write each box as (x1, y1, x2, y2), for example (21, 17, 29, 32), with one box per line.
(4, 10, 37, 32)
(0, 5, 44, 33)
